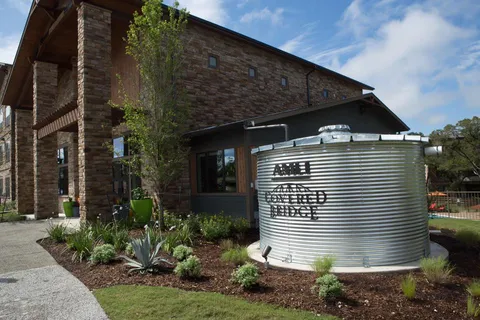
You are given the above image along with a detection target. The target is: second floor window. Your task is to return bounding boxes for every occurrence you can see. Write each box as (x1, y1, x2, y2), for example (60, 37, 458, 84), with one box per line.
(323, 89, 329, 98)
(0, 109, 4, 129)
(5, 142, 10, 164)
(281, 76, 288, 87)
(5, 107, 10, 127)
(248, 67, 257, 78)
(208, 55, 218, 68)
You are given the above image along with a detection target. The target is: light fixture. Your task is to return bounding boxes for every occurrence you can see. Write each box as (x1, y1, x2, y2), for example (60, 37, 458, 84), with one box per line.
(262, 245, 272, 269)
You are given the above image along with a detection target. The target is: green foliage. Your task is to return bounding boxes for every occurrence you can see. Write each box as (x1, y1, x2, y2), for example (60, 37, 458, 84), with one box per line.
(0, 212, 25, 222)
(221, 247, 249, 266)
(232, 218, 250, 237)
(66, 225, 95, 262)
(200, 214, 232, 241)
(219, 239, 235, 252)
(456, 229, 480, 247)
(401, 273, 416, 300)
(46, 220, 68, 243)
(132, 187, 148, 200)
(114, 0, 191, 229)
(172, 245, 193, 261)
(113, 229, 130, 252)
(120, 234, 173, 273)
(163, 211, 184, 230)
(162, 231, 182, 254)
(312, 274, 343, 300)
(311, 255, 336, 276)
(420, 257, 454, 284)
(125, 243, 135, 257)
(145, 226, 164, 247)
(231, 263, 259, 289)
(467, 296, 480, 317)
(91, 244, 116, 264)
(467, 281, 480, 297)
(427, 116, 480, 189)
(174, 255, 202, 278)
(176, 224, 195, 246)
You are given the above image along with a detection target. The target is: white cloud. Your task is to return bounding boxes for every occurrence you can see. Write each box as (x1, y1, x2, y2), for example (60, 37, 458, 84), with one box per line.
(427, 114, 448, 125)
(6, 0, 30, 15)
(237, 0, 252, 8)
(279, 32, 308, 53)
(175, 0, 228, 25)
(240, 7, 284, 25)
(0, 33, 21, 64)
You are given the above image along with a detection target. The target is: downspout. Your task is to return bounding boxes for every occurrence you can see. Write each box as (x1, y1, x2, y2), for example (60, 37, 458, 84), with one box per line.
(244, 122, 289, 142)
(306, 68, 315, 106)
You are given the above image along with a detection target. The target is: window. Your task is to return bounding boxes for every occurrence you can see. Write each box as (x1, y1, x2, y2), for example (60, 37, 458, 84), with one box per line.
(341, 95, 347, 100)
(0, 144, 4, 166)
(197, 148, 236, 193)
(112, 136, 141, 199)
(58, 147, 68, 195)
(5, 141, 9, 164)
(0, 108, 4, 129)
(281, 76, 288, 87)
(5, 107, 10, 127)
(5, 177, 10, 198)
(208, 55, 218, 68)
(0, 178, 3, 196)
(248, 66, 257, 78)
(113, 136, 129, 158)
(323, 89, 329, 98)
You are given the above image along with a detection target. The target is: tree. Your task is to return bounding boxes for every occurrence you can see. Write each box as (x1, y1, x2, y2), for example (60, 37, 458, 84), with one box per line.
(427, 116, 480, 189)
(115, 0, 190, 228)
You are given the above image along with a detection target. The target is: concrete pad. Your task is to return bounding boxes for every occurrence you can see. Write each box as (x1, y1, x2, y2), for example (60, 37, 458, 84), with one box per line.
(248, 241, 449, 273)
(0, 265, 108, 320)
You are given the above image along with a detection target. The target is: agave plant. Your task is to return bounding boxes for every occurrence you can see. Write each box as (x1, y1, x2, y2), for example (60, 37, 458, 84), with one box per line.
(120, 233, 173, 273)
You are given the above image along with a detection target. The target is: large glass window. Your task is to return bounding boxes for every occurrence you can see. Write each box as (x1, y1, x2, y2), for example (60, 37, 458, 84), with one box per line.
(112, 136, 140, 200)
(197, 148, 236, 193)
(0, 108, 3, 129)
(5, 141, 10, 164)
(58, 147, 68, 195)
(0, 178, 4, 196)
(0, 144, 4, 166)
(5, 107, 10, 127)
(5, 177, 10, 198)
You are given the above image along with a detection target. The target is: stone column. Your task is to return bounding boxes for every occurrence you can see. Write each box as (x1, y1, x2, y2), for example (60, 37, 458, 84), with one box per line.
(33, 61, 58, 219)
(15, 109, 34, 214)
(77, 2, 112, 221)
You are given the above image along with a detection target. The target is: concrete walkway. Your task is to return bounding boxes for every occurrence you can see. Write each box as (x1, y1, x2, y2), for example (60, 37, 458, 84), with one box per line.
(0, 219, 108, 320)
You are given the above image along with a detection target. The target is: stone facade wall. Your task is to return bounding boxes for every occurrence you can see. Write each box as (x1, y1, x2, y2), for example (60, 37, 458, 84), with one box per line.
(77, 2, 113, 220)
(15, 109, 33, 213)
(55, 58, 78, 110)
(0, 106, 13, 202)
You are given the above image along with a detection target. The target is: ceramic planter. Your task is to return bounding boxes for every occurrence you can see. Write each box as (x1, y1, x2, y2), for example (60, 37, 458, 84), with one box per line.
(130, 198, 153, 224)
(63, 201, 74, 218)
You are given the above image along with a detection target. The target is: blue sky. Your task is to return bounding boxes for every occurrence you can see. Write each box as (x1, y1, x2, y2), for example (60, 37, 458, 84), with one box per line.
(1, 0, 479, 134)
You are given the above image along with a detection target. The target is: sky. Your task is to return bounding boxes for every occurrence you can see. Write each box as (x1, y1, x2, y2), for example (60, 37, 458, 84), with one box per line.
(0, 0, 479, 134)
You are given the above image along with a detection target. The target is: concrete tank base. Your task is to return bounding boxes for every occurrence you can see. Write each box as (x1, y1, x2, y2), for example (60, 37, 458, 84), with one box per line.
(247, 241, 448, 274)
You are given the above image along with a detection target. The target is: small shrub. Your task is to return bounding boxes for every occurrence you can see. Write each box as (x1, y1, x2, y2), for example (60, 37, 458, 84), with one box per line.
(46, 220, 68, 243)
(467, 296, 480, 317)
(163, 211, 183, 230)
(184, 214, 201, 234)
(467, 280, 480, 297)
(113, 229, 129, 252)
(173, 245, 193, 261)
(125, 243, 135, 257)
(66, 226, 94, 262)
(231, 262, 259, 289)
(456, 229, 480, 247)
(145, 227, 163, 247)
(311, 255, 336, 276)
(200, 214, 232, 241)
(120, 234, 173, 273)
(219, 239, 235, 252)
(221, 247, 249, 265)
(401, 273, 416, 300)
(176, 224, 195, 246)
(174, 255, 202, 278)
(312, 274, 343, 300)
(90, 244, 116, 264)
(420, 257, 454, 284)
(232, 218, 249, 237)
(162, 232, 181, 254)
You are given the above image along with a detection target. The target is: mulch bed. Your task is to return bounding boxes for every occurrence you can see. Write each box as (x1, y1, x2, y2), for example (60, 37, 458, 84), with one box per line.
(39, 230, 480, 320)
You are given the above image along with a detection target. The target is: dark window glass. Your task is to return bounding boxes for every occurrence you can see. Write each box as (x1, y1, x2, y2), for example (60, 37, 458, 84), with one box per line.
(323, 89, 329, 98)
(208, 55, 218, 68)
(281, 76, 288, 87)
(0, 145, 4, 166)
(248, 67, 256, 78)
(5, 142, 10, 163)
(342, 95, 347, 100)
(5, 107, 10, 127)
(5, 177, 10, 198)
(57, 147, 68, 165)
(197, 148, 236, 193)
(58, 167, 68, 195)
(0, 109, 3, 129)
(113, 136, 128, 158)
(0, 178, 3, 196)
(112, 162, 141, 199)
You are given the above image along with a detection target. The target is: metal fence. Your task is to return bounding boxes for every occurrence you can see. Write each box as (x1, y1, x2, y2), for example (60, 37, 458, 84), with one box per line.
(428, 191, 480, 220)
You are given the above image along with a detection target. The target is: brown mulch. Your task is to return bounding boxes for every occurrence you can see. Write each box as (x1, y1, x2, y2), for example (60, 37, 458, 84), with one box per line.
(39, 231, 480, 320)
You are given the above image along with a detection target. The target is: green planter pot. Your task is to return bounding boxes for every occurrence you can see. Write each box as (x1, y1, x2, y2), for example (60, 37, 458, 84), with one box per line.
(130, 198, 153, 224)
(63, 201, 74, 218)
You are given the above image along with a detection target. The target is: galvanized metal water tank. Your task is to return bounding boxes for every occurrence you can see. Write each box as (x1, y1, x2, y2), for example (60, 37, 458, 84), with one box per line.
(252, 125, 431, 267)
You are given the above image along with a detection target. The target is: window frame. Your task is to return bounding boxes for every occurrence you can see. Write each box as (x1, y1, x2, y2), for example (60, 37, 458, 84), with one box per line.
(323, 89, 329, 99)
(208, 54, 218, 69)
(196, 148, 238, 194)
(5, 106, 10, 127)
(281, 76, 288, 88)
(5, 141, 10, 164)
(58, 146, 69, 195)
(248, 66, 257, 78)
(112, 135, 141, 201)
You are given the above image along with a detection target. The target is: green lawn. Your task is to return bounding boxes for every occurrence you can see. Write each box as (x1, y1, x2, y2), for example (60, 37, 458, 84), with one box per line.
(429, 218, 480, 233)
(0, 212, 26, 223)
(94, 285, 337, 320)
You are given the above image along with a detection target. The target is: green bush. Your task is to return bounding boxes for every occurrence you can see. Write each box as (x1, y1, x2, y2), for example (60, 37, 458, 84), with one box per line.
(456, 229, 480, 247)
(184, 214, 201, 234)
(163, 211, 184, 230)
(311, 255, 336, 276)
(401, 273, 416, 300)
(312, 274, 343, 300)
(91, 244, 116, 264)
(467, 296, 480, 317)
(173, 245, 193, 261)
(66, 225, 95, 262)
(420, 257, 454, 284)
(176, 224, 195, 246)
(120, 234, 172, 273)
(232, 218, 249, 237)
(145, 227, 164, 247)
(231, 262, 259, 289)
(200, 214, 232, 241)
(46, 220, 68, 243)
(113, 229, 129, 252)
(174, 255, 202, 278)
(162, 232, 182, 254)
(125, 243, 135, 257)
(221, 247, 249, 266)
(467, 280, 480, 297)
(219, 239, 235, 252)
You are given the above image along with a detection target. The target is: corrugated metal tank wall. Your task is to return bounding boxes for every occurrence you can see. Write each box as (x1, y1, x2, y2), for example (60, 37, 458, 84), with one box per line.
(256, 140, 430, 267)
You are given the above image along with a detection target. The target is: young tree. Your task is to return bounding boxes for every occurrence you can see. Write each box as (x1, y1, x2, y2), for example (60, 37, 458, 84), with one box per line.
(116, 0, 190, 228)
